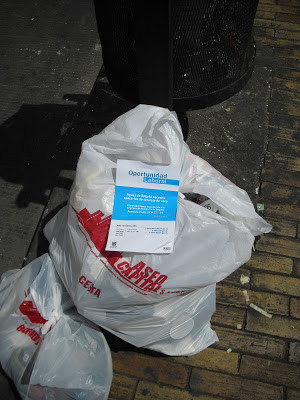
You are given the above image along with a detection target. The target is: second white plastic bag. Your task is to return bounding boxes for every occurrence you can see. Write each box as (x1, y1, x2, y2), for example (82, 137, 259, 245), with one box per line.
(0, 254, 113, 400)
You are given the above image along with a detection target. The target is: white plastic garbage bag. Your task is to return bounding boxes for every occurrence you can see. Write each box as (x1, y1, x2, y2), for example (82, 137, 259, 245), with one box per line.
(0, 254, 113, 400)
(45, 105, 271, 356)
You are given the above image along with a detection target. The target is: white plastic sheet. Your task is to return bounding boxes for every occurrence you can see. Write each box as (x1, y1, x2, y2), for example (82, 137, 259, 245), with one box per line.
(45, 105, 271, 356)
(0, 254, 113, 400)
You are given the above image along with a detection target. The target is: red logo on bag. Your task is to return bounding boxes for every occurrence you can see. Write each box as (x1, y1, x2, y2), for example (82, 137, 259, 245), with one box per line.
(72, 207, 123, 266)
(16, 301, 47, 345)
(16, 324, 42, 345)
(19, 301, 47, 325)
(72, 206, 170, 294)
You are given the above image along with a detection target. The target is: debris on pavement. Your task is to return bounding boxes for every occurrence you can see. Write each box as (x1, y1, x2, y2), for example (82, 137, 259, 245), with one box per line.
(243, 290, 250, 303)
(249, 303, 273, 319)
(240, 274, 250, 285)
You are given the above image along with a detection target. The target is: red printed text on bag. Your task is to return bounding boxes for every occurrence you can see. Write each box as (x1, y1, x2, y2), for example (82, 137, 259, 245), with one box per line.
(72, 207, 168, 293)
(79, 275, 101, 297)
(16, 324, 41, 345)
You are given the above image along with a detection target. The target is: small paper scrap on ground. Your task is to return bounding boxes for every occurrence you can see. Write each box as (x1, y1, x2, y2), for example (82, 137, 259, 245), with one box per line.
(249, 303, 272, 318)
(257, 204, 264, 211)
(240, 274, 250, 285)
(243, 290, 250, 303)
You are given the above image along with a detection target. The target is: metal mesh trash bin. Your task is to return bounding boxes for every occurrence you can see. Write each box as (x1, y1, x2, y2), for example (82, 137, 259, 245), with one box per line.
(94, 0, 259, 110)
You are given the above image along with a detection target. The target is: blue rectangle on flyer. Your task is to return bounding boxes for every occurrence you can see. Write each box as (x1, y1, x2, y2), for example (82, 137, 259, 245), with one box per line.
(112, 186, 178, 221)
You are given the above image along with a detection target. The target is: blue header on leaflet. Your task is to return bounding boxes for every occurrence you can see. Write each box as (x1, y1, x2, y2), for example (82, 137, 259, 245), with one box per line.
(112, 186, 178, 221)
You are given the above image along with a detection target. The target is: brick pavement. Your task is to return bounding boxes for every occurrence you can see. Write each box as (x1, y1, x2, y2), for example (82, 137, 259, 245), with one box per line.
(106, 1, 300, 399)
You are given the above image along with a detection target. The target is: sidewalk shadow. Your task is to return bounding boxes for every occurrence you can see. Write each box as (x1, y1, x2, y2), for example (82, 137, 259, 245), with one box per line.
(0, 102, 81, 208)
(0, 70, 134, 211)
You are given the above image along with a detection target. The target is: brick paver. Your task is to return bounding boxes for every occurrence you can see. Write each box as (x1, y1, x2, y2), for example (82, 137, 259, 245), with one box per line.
(189, 369, 284, 400)
(111, 352, 190, 389)
(107, 1, 300, 398)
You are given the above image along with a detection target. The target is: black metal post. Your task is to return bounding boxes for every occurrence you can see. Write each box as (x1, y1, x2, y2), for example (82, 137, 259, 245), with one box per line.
(133, 0, 173, 110)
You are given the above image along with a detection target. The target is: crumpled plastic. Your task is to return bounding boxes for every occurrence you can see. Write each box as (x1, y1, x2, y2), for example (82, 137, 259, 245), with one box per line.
(0, 254, 113, 400)
(44, 105, 271, 356)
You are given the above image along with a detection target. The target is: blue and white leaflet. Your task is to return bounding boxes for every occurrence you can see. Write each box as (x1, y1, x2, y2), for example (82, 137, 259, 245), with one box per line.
(106, 160, 181, 253)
